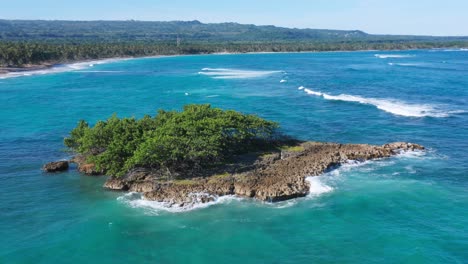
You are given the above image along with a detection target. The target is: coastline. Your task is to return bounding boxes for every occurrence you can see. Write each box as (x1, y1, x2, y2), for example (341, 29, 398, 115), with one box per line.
(0, 64, 54, 74)
(50, 141, 424, 209)
(2, 47, 466, 79)
(0, 57, 132, 79)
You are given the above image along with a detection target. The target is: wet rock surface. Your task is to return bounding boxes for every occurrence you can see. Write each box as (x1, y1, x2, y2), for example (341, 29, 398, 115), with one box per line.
(42, 161, 69, 172)
(102, 141, 424, 204)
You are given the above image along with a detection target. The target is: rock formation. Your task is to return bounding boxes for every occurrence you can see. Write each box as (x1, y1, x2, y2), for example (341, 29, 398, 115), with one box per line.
(70, 155, 102, 175)
(102, 141, 424, 205)
(42, 161, 69, 172)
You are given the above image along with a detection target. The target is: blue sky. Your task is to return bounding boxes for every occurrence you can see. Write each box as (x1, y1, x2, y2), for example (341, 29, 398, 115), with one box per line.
(1, 0, 467, 36)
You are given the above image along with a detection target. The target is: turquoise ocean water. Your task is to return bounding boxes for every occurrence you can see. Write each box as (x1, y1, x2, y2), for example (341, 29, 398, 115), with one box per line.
(1, 50, 467, 263)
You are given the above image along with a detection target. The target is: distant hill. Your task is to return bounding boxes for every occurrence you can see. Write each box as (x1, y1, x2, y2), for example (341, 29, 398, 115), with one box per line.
(1, 20, 467, 68)
(1, 19, 467, 43)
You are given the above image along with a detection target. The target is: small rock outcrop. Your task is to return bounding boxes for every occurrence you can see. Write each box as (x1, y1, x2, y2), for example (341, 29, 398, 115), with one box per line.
(70, 155, 102, 175)
(103, 141, 424, 205)
(42, 161, 69, 172)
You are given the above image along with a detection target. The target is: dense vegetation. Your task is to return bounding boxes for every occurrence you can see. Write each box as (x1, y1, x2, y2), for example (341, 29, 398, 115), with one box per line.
(64, 104, 280, 178)
(3, 41, 467, 67)
(1, 20, 468, 67)
(3, 20, 468, 43)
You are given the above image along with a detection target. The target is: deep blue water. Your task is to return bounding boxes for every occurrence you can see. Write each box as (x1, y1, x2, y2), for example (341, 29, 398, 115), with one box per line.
(1, 50, 467, 263)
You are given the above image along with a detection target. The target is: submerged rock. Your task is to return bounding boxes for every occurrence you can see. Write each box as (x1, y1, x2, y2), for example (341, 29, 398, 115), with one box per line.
(103, 141, 425, 204)
(43, 161, 69, 172)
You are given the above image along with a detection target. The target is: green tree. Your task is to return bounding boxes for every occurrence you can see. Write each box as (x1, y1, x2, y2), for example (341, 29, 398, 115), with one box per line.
(64, 104, 279, 177)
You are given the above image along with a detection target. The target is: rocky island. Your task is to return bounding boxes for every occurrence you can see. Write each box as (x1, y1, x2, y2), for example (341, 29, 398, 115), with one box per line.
(45, 104, 424, 207)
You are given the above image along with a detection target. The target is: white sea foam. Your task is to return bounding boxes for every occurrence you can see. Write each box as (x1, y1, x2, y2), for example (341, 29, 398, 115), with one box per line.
(388, 62, 423, 67)
(298, 86, 305, 90)
(374, 54, 414, 59)
(304, 88, 323, 96)
(264, 199, 298, 209)
(0, 58, 127, 79)
(395, 149, 428, 159)
(442, 48, 468, 52)
(198, 68, 281, 79)
(76, 70, 125, 73)
(206, 95, 220, 98)
(118, 149, 433, 213)
(280, 79, 287, 83)
(302, 87, 462, 118)
(304, 149, 434, 198)
(305, 176, 334, 196)
(118, 192, 241, 214)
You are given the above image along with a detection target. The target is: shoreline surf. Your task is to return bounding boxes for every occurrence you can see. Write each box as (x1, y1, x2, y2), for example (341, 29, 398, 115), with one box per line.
(2, 47, 467, 79)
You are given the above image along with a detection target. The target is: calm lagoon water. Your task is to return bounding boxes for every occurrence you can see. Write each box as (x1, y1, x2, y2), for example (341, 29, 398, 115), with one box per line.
(1, 50, 467, 263)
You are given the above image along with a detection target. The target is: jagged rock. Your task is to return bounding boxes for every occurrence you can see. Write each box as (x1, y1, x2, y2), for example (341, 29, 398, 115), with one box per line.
(102, 141, 425, 204)
(70, 155, 102, 175)
(103, 177, 129, 190)
(383, 142, 425, 152)
(103, 167, 168, 191)
(43, 161, 69, 172)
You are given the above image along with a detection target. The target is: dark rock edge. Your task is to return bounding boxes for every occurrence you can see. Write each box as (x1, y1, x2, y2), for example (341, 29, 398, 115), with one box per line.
(44, 141, 424, 207)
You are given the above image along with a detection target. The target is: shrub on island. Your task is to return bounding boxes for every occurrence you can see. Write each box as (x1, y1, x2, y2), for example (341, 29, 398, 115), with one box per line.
(64, 104, 280, 178)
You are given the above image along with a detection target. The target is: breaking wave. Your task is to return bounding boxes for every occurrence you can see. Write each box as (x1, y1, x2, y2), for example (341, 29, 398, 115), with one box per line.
(388, 62, 424, 67)
(117, 192, 241, 214)
(306, 177, 334, 196)
(442, 48, 468, 52)
(374, 54, 414, 59)
(76, 70, 125, 73)
(0, 58, 127, 79)
(304, 150, 430, 196)
(117, 149, 434, 214)
(302, 87, 464, 117)
(198, 68, 282, 79)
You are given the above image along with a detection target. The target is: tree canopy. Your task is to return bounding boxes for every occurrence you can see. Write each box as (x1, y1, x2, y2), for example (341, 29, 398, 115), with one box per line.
(64, 104, 280, 177)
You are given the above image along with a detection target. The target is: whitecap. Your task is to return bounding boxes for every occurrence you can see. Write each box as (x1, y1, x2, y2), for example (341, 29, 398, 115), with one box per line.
(389, 63, 424, 67)
(117, 192, 241, 214)
(374, 54, 414, 59)
(198, 68, 281, 79)
(76, 70, 125, 73)
(206, 95, 219, 98)
(302, 87, 462, 118)
(280, 79, 287, 83)
(304, 88, 323, 96)
(298, 86, 305, 90)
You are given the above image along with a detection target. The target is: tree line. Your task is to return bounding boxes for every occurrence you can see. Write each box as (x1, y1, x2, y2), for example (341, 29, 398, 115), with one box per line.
(2, 40, 467, 67)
